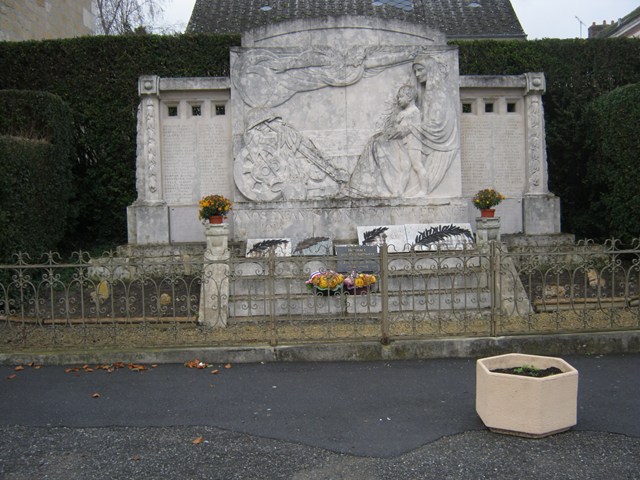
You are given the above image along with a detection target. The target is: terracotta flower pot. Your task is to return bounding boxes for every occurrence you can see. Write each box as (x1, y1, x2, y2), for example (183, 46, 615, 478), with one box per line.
(208, 215, 224, 224)
(476, 353, 579, 438)
(480, 208, 495, 218)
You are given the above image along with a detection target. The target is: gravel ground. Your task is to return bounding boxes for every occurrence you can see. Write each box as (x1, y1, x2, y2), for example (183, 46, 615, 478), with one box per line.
(2, 356, 639, 479)
(1, 426, 638, 480)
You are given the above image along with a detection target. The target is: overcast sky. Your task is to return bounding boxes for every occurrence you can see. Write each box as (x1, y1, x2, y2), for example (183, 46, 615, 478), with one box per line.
(160, 0, 639, 39)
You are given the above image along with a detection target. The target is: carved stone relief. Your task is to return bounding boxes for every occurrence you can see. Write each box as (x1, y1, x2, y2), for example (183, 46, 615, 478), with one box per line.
(145, 98, 158, 195)
(234, 108, 349, 201)
(134, 95, 160, 203)
(348, 53, 460, 199)
(527, 96, 542, 191)
(232, 47, 460, 202)
(232, 46, 428, 109)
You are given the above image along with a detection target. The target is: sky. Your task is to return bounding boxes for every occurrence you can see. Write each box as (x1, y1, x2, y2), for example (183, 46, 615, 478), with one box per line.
(159, 0, 639, 39)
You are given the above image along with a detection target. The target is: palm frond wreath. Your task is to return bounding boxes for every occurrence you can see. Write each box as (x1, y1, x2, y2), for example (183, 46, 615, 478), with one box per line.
(414, 225, 473, 247)
(293, 236, 330, 254)
(248, 239, 289, 256)
(362, 227, 389, 245)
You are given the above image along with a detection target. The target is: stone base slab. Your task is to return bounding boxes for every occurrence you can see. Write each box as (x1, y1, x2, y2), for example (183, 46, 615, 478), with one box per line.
(232, 197, 469, 242)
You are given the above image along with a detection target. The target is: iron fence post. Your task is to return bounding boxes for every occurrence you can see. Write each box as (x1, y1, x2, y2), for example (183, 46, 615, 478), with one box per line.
(267, 247, 277, 346)
(380, 238, 390, 344)
(489, 240, 501, 336)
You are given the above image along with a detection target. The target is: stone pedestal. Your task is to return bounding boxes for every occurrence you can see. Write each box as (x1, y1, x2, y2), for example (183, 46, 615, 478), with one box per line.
(475, 217, 501, 244)
(127, 201, 169, 245)
(523, 194, 561, 235)
(198, 224, 230, 327)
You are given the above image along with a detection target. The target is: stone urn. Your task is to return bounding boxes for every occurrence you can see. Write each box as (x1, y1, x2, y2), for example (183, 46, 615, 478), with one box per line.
(476, 353, 579, 438)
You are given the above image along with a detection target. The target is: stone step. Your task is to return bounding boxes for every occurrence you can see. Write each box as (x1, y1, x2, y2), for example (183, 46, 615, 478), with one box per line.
(230, 264, 489, 296)
(228, 288, 491, 318)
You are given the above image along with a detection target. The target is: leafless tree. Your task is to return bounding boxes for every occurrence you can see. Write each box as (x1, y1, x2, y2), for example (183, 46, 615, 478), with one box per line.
(95, 0, 166, 35)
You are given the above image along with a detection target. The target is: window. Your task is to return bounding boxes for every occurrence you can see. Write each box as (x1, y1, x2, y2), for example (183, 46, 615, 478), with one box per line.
(462, 102, 473, 114)
(372, 0, 413, 11)
(507, 102, 517, 113)
(191, 105, 202, 116)
(167, 105, 178, 117)
(484, 102, 494, 113)
(215, 105, 226, 116)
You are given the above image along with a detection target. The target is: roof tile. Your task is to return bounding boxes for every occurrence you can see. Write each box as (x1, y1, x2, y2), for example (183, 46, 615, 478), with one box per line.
(187, 0, 526, 39)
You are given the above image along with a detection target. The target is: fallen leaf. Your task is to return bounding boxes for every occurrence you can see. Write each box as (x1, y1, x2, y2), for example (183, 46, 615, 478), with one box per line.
(131, 455, 141, 461)
(27, 362, 34, 367)
(14, 366, 24, 371)
(185, 359, 207, 369)
(192, 436, 204, 444)
(34, 365, 42, 370)
(151, 364, 158, 368)
(159, 292, 172, 306)
(7, 374, 16, 380)
(91, 392, 100, 398)
(211, 369, 220, 375)
(224, 363, 232, 369)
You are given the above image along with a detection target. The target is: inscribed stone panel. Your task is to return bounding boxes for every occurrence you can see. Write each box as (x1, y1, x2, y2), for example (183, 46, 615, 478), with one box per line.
(162, 101, 232, 205)
(461, 113, 525, 197)
(163, 123, 198, 204)
(198, 117, 232, 198)
(490, 116, 525, 196)
(461, 118, 492, 195)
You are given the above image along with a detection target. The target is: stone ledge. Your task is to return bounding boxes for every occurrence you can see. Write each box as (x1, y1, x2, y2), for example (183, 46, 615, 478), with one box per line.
(1, 330, 638, 365)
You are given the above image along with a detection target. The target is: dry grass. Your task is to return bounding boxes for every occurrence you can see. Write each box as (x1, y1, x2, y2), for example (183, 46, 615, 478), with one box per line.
(2, 307, 638, 352)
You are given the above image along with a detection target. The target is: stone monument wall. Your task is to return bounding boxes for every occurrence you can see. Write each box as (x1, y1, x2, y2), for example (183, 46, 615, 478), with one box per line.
(127, 17, 560, 248)
(128, 77, 233, 245)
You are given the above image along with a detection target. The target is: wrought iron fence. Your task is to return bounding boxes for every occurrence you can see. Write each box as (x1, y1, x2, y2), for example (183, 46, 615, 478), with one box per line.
(1, 239, 639, 351)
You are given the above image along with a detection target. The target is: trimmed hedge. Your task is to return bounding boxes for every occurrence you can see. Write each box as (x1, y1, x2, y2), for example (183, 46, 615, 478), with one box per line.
(456, 38, 640, 239)
(0, 90, 74, 259)
(0, 35, 638, 246)
(0, 34, 240, 249)
(582, 83, 640, 243)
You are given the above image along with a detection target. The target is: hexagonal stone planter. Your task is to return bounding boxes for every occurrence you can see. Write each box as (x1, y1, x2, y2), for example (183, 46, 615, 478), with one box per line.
(476, 353, 579, 438)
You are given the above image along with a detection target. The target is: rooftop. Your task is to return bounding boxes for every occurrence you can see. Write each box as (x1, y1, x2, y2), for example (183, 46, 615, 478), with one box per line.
(186, 0, 526, 40)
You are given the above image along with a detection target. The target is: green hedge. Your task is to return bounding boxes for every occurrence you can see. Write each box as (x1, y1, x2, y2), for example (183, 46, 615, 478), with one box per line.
(0, 35, 638, 246)
(0, 34, 239, 249)
(0, 90, 74, 259)
(0, 138, 66, 259)
(456, 38, 640, 239)
(582, 83, 640, 243)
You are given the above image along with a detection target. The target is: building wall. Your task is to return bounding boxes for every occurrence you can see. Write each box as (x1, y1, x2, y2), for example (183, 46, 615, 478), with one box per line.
(0, 0, 95, 41)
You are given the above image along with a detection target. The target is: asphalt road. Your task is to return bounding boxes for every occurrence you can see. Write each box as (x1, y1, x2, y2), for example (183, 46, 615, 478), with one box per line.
(1, 355, 639, 479)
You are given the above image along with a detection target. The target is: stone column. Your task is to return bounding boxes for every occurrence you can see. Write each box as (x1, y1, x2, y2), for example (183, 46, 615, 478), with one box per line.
(198, 224, 231, 327)
(523, 73, 561, 234)
(127, 75, 170, 244)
